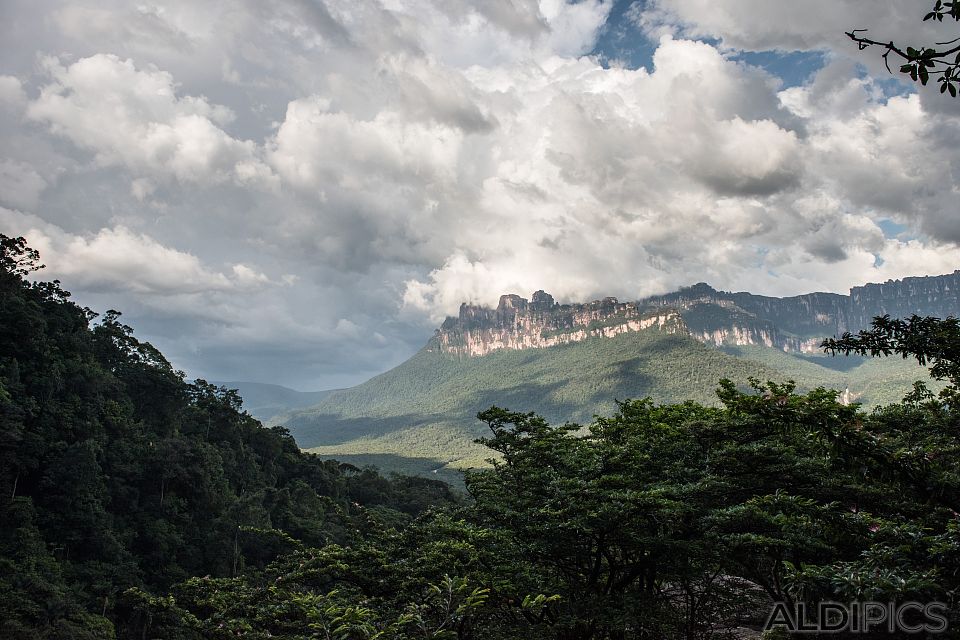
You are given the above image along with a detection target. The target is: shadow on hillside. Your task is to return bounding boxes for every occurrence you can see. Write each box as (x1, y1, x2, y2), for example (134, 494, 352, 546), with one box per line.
(459, 365, 657, 426)
(309, 452, 468, 488)
(284, 412, 450, 448)
(589, 356, 658, 403)
(460, 379, 575, 423)
(720, 345, 870, 372)
(793, 353, 870, 371)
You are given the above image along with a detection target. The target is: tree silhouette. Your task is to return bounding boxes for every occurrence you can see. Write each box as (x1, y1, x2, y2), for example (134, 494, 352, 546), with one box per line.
(848, 0, 960, 96)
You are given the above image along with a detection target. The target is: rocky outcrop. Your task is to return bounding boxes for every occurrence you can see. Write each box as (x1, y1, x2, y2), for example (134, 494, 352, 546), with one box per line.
(647, 270, 960, 347)
(436, 292, 686, 357)
(691, 324, 822, 353)
(435, 271, 960, 357)
(847, 272, 960, 329)
(646, 284, 850, 337)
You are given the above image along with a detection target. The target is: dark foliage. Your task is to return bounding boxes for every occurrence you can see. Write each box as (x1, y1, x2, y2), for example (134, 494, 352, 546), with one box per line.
(848, 0, 960, 96)
(0, 235, 460, 638)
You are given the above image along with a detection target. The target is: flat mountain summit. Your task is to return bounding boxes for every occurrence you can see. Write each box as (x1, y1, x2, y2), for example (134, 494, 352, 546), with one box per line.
(435, 270, 960, 357)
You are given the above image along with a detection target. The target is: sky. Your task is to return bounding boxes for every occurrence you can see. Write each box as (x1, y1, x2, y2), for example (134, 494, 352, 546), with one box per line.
(1, 0, 959, 390)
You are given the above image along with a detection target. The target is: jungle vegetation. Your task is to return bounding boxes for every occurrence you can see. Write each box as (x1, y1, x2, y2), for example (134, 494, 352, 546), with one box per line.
(2, 234, 959, 639)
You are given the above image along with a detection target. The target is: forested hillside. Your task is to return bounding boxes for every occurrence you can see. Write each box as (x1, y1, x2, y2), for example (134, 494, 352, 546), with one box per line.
(285, 330, 934, 480)
(0, 236, 459, 638)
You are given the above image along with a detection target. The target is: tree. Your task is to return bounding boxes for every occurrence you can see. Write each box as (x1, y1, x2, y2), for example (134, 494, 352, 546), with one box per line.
(847, 0, 960, 96)
(822, 314, 960, 401)
(0, 236, 464, 638)
(0, 235, 43, 282)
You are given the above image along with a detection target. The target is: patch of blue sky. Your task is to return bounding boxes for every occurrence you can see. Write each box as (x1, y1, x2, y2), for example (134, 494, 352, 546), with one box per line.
(590, 0, 657, 70)
(877, 218, 910, 239)
(854, 63, 916, 100)
(590, 0, 830, 88)
(732, 50, 827, 88)
(875, 219, 918, 268)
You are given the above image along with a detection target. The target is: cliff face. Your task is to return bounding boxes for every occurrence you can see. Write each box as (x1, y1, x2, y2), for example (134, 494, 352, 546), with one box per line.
(435, 271, 960, 357)
(847, 272, 960, 329)
(435, 291, 687, 357)
(647, 270, 960, 349)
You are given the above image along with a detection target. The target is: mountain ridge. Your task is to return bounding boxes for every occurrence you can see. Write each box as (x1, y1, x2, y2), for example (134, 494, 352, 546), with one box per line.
(436, 270, 960, 357)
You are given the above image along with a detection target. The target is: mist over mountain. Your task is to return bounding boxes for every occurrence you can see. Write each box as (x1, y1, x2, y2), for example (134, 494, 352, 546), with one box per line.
(208, 381, 338, 424)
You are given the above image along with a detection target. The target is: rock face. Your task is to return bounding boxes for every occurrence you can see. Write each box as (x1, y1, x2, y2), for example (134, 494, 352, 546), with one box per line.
(435, 271, 960, 357)
(847, 273, 960, 329)
(436, 292, 687, 357)
(646, 270, 960, 352)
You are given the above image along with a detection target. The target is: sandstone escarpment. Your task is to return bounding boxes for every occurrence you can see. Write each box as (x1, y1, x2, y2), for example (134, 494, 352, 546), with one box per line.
(435, 271, 960, 357)
(436, 291, 687, 357)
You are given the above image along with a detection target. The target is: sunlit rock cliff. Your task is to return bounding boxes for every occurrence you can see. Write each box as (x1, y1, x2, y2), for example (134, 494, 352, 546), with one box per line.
(434, 291, 687, 357)
(434, 271, 960, 357)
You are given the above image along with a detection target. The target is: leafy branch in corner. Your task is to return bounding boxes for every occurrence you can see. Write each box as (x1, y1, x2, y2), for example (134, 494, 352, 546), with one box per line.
(847, 0, 960, 96)
(822, 314, 960, 401)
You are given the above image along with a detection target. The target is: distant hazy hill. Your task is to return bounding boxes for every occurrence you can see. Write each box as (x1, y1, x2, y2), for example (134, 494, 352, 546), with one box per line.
(211, 381, 337, 424)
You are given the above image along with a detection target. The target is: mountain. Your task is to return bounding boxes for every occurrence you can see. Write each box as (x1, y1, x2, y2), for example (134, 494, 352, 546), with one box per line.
(646, 270, 960, 352)
(437, 270, 960, 357)
(209, 380, 338, 424)
(283, 271, 958, 481)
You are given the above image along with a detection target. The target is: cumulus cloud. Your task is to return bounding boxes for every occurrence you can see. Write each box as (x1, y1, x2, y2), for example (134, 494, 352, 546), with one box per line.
(631, 0, 954, 55)
(2, 0, 959, 387)
(0, 76, 27, 111)
(0, 208, 271, 296)
(397, 36, 914, 312)
(0, 160, 48, 211)
(26, 54, 273, 185)
(780, 67, 960, 242)
(53, 5, 195, 55)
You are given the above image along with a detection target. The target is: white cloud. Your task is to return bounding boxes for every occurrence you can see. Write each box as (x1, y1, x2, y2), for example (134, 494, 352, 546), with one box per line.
(3, 0, 960, 386)
(632, 0, 953, 55)
(780, 65, 960, 242)
(53, 5, 196, 55)
(269, 97, 463, 191)
(539, 0, 612, 56)
(397, 34, 960, 317)
(26, 54, 273, 185)
(0, 208, 270, 296)
(0, 75, 27, 111)
(0, 159, 47, 210)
